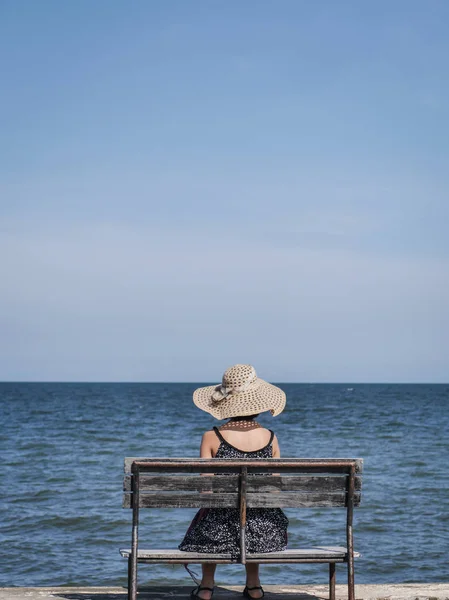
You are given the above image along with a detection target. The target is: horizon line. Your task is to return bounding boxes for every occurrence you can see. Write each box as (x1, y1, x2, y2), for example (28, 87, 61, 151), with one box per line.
(0, 380, 448, 385)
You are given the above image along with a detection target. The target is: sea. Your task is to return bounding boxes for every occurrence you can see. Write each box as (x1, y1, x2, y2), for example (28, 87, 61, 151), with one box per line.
(1, 382, 448, 587)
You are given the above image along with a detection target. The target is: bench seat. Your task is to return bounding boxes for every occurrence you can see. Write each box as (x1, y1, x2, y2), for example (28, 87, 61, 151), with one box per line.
(120, 546, 359, 562)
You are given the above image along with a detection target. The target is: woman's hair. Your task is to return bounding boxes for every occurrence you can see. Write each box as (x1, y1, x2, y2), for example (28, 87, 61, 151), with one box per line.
(230, 414, 260, 421)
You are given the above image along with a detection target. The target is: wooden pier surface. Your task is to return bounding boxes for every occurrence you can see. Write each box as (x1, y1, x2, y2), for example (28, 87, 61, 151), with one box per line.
(0, 585, 448, 600)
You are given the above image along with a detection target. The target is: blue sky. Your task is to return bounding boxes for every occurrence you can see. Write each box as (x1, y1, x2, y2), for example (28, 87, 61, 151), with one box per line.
(1, 1, 448, 382)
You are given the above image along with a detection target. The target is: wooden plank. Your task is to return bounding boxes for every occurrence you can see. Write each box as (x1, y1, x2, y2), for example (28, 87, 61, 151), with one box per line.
(124, 457, 363, 474)
(246, 466, 360, 475)
(246, 475, 362, 493)
(246, 491, 361, 508)
(120, 548, 237, 563)
(123, 492, 239, 509)
(123, 475, 239, 493)
(119, 546, 360, 560)
(123, 474, 362, 493)
(248, 548, 361, 559)
(123, 464, 361, 476)
(123, 490, 361, 509)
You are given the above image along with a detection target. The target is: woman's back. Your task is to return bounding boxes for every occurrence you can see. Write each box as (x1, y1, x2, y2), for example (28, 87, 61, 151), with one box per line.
(201, 423, 281, 458)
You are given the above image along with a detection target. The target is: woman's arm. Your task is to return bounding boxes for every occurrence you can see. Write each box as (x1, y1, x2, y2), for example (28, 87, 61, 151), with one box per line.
(272, 435, 281, 479)
(199, 431, 215, 484)
(272, 434, 281, 458)
(200, 430, 216, 458)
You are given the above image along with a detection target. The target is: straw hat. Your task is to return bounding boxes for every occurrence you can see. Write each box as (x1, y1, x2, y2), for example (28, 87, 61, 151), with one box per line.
(193, 364, 286, 420)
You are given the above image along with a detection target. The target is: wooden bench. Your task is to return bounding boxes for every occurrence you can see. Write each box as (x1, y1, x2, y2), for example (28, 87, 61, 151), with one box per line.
(121, 457, 363, 600)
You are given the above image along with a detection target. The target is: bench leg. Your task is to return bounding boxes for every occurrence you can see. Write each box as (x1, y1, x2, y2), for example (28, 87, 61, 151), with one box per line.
(129, 555, 137, 600)
(347, 554, 355, 600)
(127, 557, 132, 600)
(329, 563, 336, 600)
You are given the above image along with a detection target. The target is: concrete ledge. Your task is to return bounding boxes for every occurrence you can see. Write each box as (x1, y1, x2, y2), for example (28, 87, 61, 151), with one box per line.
(1, 585, 448, 600)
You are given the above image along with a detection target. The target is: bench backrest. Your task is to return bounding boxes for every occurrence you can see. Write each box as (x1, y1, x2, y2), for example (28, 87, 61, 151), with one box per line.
(123, 457, 362, 509)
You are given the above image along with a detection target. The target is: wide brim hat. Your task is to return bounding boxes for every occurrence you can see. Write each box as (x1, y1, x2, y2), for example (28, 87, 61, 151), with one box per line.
(193, 364, 286, 420)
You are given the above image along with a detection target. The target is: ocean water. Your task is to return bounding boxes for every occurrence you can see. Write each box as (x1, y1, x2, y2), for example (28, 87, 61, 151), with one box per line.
(0, 382, 448, 587)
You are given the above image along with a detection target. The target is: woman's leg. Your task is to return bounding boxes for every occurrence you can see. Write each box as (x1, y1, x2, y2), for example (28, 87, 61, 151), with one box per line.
(196, 563, 216, 599)
(245, 563, 264, 598)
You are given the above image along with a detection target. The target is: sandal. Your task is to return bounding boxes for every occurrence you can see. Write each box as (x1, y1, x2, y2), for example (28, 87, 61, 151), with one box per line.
(191, 586, 214, 600)
(243, 586, 265, 599)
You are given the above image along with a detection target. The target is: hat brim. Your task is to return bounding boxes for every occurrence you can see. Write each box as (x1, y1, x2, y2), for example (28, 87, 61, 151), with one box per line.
(193, 379, 286, 420)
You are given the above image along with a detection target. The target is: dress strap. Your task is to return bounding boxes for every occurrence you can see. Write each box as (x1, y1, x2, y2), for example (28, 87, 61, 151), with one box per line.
(213, 426, 226, 443)
(268, 430, 275, 445)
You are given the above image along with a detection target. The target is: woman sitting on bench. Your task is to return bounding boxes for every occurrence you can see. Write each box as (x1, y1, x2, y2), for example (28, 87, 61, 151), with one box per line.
(179, 364, 289, 600)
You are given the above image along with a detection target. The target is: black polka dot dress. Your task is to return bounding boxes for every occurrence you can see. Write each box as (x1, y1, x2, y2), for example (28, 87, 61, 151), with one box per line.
(179, 428, 288, 555)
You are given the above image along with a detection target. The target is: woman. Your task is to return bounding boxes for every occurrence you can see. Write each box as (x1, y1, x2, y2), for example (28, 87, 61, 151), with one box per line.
(179, 364, 288, 600)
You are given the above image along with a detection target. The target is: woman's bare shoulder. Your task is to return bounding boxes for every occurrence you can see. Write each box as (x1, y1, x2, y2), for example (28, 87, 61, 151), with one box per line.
(199, 429, 220, 458)
(202, 429, 218, 441)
